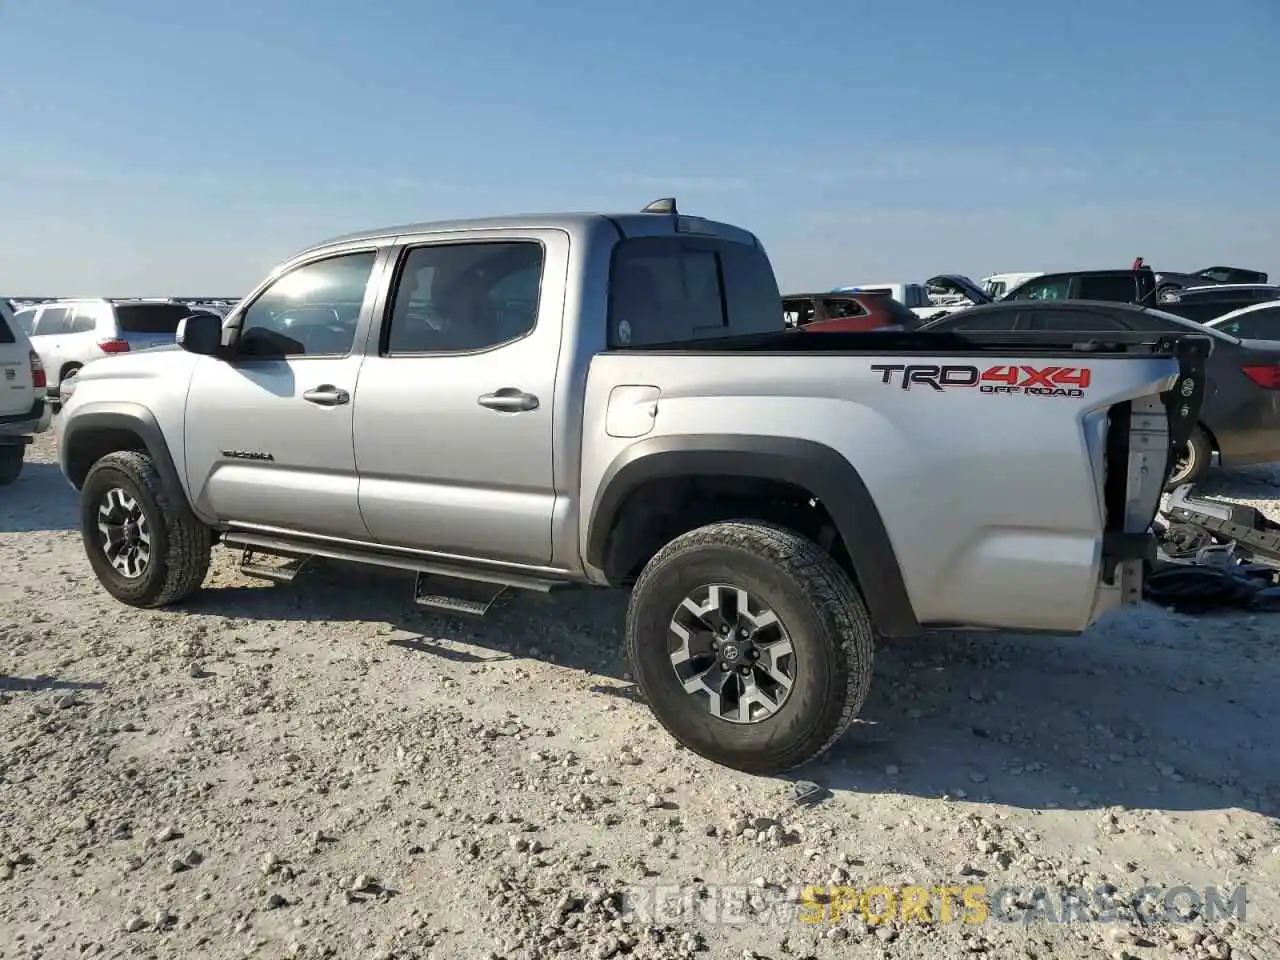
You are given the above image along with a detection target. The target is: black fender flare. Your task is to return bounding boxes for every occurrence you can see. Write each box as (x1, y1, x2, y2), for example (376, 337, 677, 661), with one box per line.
(585, 434, 919, 637)
(59, 402, 201, 519)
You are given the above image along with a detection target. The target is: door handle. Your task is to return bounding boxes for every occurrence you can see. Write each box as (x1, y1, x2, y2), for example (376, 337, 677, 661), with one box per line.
(302, 385, 350, 406)
(477, 388, 539, 412)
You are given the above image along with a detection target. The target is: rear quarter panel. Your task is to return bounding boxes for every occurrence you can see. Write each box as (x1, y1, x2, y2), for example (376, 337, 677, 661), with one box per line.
(581, 350, 1179, 632)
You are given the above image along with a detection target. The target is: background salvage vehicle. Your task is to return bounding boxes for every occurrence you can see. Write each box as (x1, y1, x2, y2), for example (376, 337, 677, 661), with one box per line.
(0, 298, 50, 484)
(918, 299, 1280, 486)
(56, 199, 1208, 774)
(782, 291, 921, 331)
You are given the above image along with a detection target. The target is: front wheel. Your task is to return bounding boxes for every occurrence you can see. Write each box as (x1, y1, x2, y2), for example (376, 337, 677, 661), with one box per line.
(80, 451, 212, 607)
(626, 520, 875, 774)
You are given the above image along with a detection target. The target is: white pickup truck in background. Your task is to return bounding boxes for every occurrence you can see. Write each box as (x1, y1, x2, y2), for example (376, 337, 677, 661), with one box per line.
(835, 275, 992, 322)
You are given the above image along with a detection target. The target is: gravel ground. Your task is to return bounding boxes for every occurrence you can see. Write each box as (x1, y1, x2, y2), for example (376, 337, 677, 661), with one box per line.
(2, 430, 1279, 960)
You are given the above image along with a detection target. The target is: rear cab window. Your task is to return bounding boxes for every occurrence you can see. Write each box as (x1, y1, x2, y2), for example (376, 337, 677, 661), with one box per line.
(608, 235, 782, 347)
(115, 303, 193, 334)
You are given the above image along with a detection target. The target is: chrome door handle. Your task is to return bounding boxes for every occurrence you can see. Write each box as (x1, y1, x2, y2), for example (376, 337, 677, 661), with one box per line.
(302, 385, 350, 406)
(477, 388, 539, 412)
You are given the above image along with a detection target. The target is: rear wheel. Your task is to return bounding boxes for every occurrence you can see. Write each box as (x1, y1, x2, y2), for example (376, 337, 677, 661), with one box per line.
(0, 445, 24, 486)
(626, 520, 874, 774)
(1167, 425, 1212, 488)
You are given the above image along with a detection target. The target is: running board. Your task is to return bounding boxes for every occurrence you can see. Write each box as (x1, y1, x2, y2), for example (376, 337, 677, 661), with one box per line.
(221, 531, 571, 593)
(413, 573, 507, 616)
(239, 548, 309, 583)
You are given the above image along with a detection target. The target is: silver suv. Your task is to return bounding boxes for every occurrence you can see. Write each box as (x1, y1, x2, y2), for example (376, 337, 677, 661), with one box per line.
(16, 299, 201, 392)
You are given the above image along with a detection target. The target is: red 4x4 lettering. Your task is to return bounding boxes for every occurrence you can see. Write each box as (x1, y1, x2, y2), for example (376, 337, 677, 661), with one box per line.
(981, 365, 1091, 389)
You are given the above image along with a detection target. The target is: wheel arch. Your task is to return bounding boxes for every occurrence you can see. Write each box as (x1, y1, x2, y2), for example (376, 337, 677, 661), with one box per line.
(585, 434, 919, 638)
(60, 403, 191, 511)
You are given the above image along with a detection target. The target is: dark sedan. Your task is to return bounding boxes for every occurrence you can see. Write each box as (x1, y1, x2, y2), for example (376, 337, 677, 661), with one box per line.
(918, 300, 1280, 486)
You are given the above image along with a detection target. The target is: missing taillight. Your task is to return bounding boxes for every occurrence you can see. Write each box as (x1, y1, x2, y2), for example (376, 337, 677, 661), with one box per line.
(28, 351, 46, 389)
(98, 338, 130, 353)
(1242, 364, 1280, 389)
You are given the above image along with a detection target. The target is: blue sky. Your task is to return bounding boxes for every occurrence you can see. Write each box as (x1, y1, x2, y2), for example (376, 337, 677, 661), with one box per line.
(1, 0, 1277, 296)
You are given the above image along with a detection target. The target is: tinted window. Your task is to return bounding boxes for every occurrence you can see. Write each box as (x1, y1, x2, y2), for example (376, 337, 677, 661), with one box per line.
(386, 241, 543, 354)
(116, 303, 192, 334)
(239, 251, 377, 358)
(783, 299, 816, 327)
(1216, 307, 1280, 340)
(33, 306, 72, 335)
(1010, 277, 1071, 301)
(14, 309, 36, 335)
(1076, 275, 1138, 302)
(608, 236, 782, 348)
(0, 303, 14, 344)
(931, 309, 1018, 332)
(1023, 310, 1126, 332)
(825, 299, 866, 319)
(986, 281, 1007, 298)
(903, 286, 930, 308)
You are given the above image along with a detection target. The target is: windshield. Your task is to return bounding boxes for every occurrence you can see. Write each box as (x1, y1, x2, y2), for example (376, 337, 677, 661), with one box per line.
(1140, 306, 1241, 344)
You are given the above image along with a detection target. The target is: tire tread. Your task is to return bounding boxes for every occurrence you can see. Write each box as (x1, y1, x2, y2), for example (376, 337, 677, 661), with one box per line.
(627, 519, 875, 773)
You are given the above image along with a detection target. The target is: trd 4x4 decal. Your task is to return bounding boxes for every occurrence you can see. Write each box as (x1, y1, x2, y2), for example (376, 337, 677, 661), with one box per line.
(869, 363, 1091, 397)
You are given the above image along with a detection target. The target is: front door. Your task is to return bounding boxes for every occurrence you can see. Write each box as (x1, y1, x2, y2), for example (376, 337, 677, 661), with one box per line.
(352, 231, 565, 565)
(183, 248, 381, 539)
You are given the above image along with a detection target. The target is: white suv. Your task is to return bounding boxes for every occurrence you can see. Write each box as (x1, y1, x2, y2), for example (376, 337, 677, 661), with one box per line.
(0, 300, 51, 484)
(14, 299, 201, 394)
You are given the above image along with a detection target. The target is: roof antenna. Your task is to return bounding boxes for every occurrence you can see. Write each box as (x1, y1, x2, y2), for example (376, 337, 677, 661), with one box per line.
(641, 197, 678, 214)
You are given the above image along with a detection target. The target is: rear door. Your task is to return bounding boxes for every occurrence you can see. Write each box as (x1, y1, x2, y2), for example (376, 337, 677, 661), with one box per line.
(0, 302, 34, 417)
(29, 305, 74, 380)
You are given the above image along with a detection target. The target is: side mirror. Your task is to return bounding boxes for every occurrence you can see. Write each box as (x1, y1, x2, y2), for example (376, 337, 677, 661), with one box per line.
(176, 313, 224, 356)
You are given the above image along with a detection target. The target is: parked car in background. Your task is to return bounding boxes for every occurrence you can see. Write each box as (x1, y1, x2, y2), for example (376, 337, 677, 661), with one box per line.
(830, 282, 939, 315)
(18, 298, 198, 393)
(981, 271, 1043, 298)
(1205, 300, 1280, 340)
(783, 291, 921, 331)
(1002, 268, 1158, 305)
(1157, 286, 1280, 325)
(0, 299, 50, 483)
(918, 299, 1280, 486)
(1153, 265, 1270, 300)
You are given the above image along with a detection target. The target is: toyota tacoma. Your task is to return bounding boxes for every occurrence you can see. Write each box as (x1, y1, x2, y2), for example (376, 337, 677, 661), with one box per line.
(55, 199, 1208, 774)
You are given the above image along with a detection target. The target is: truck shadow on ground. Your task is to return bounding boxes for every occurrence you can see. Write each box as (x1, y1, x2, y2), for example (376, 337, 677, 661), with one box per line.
(822, 618, 1280, 818)
(183, 561, 1280, 818)
(0, 462, 79, 533)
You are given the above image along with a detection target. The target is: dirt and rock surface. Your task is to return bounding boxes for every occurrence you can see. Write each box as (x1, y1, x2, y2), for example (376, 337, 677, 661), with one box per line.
(2, 430, 1278, 960)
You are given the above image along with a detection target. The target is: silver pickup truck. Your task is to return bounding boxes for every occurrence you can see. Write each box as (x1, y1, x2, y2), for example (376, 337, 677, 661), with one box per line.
(55, 199, 1208, 774)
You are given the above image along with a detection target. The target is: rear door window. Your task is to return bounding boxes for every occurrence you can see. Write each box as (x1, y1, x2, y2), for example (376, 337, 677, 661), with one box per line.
(33, 306, 72, 335)
(783, 299, 816, 327)
(1010, 277, 1072, 301)
(824, 299, 866, 319)
(1076, 275, 1139, 302)
(115, 303, 192, 334)
(69, 304, 100, 333)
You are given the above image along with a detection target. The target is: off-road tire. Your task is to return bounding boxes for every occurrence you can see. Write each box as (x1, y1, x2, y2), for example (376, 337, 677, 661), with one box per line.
(0, 445, 24, 485)
(1166, 425, 1211, 489)
(626, 520, 875, 774)
(80, 451, 212, 607)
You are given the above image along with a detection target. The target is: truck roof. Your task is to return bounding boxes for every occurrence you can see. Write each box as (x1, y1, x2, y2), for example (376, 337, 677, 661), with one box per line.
(305, 205, 760, 257)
